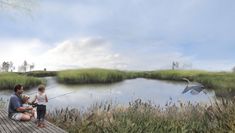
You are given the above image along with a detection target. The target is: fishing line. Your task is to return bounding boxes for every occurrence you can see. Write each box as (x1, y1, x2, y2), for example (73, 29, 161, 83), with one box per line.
(48, 91, 75, 100)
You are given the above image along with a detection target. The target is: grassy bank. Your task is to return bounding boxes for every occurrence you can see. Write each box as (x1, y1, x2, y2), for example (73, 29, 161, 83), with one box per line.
(57, 68, 126, 84)
(56, 68, 235, 92)
(19, 71, 57, 77)
(146, 70, 235, 92)
(48, 99, 235, 133)
(0, 72, 44, 90)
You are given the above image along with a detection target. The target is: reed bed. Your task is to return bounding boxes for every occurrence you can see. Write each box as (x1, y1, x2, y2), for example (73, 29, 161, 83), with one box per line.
(57, 68, 126, 84)
(47, 99, 235, 133)
(146, 70, 235, 91)
(23, 71, 57, 77)
(0, 72, 43, 90)
(56, 69, 235, 93)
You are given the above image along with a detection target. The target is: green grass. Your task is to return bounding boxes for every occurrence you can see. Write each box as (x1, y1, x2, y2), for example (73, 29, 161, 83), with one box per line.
(18, 70, 57, 77)
(56, 69, 235, 93)
(57, 68, 126, 84)
(0, 72, 44, 90)
(47, 99, 235, 133)
(146, 70, 235, 91)
(2, 68, 234, 94)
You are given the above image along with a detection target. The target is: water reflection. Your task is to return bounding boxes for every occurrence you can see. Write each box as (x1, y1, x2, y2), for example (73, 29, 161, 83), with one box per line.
(0, 77, 215, 110)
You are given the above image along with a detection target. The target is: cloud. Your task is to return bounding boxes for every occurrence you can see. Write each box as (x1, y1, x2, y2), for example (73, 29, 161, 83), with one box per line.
(38, 37, 127, 70)
(0, 38, 50, 68)
(110, 40, 191, 70)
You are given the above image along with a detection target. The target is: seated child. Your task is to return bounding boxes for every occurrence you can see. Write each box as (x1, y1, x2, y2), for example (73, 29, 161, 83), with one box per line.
(21, 94, 35, 118)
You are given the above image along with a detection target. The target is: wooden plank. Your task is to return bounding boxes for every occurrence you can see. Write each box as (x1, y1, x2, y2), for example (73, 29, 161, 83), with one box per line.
(0, 110, 30, 133)
(23, 119, 51, 133)
(0, 110, 68, 133)
(1, 110, 43, 133)
(45, 121, 67, 133)
(0, 116, 8, 133)
(43, 122, 62, 133)
(0, 112, 8, 133)
(0, 111, 15, 133)
(0, 109, 68, 133)
(0, 110, 31, 133)
(0, 111, 22, 133)
(1, 110, 39, 133)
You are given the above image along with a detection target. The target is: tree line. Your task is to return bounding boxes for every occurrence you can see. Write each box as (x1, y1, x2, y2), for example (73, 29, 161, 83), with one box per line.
(0, 60, 34, 72)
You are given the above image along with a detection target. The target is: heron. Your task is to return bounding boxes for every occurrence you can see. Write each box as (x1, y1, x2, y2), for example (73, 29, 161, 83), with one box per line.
(182, 78, 206, 95)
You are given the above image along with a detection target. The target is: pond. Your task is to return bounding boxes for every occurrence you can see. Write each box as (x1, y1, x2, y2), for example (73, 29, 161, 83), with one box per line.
(0, 77, 215, 110)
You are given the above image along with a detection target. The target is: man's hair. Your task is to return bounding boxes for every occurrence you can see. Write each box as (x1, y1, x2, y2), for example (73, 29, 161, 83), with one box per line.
(38, 84, 45, 92)
(14, 84, 22, 92)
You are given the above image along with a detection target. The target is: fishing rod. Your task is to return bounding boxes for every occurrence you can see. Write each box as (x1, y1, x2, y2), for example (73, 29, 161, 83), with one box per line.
(48, 91, 75, 100)
(28, 91, 76, 107)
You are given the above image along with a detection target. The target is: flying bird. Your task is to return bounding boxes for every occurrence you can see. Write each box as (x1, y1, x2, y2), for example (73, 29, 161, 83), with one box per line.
(182, 78, 205, 95)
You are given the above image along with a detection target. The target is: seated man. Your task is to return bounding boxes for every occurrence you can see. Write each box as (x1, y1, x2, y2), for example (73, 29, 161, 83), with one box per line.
(8, 84, 33, 121)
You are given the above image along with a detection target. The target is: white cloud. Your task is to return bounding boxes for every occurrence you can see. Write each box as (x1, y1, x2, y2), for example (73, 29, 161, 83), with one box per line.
(0, 38, 50, 69)
(37, 37, 127, 70)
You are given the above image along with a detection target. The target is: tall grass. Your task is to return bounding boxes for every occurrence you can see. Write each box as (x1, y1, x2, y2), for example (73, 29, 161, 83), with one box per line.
(57, 68, 126, 84)
(48, 99, 235, 133)
(21, 70, 57, 77)
(0, 72, 44, 90)
(56, 69, 235, 93)
(146, 70, 235, 91)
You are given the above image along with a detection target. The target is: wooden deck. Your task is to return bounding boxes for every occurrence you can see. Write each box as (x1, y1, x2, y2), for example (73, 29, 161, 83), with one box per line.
(0, 109, 68, 133)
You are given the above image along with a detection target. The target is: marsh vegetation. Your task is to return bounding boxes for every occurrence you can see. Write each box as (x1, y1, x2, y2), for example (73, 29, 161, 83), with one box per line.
(47, 99, 235, 133)
(0, 72, 43, 90)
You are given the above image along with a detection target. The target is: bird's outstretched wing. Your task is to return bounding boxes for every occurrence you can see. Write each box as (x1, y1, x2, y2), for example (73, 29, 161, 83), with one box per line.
(182, 85, 204, 94)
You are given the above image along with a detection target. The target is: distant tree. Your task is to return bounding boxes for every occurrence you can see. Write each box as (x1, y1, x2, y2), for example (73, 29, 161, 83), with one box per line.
(17, 60, 28, 72)
(1, 61, 15, 72)
(172, 61, 179, 70)
(233, 66, 235, 72)
(23, 60, 28, 72)
(1, 61, 10, 72)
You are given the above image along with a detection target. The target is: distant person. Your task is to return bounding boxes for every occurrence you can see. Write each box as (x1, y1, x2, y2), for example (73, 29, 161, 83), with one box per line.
(8, 84, 33, 121)
(32, 85, 48, 128)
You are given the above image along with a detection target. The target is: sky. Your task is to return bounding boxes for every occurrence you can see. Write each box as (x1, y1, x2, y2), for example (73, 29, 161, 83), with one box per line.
(0, 0, 235, 71)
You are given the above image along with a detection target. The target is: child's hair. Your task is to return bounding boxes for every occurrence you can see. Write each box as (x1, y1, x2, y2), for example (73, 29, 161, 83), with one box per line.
(22, 94, 30, 103)
(38, 84, 46, 92)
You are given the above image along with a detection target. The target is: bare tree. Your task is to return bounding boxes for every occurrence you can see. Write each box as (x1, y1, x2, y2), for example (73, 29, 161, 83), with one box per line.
(172, 61, 179, 70)
(23, 60, 28, 72)
(2, 61, 10, 72)
(1, 61, 15, 72)
(232, 66, 235, 72)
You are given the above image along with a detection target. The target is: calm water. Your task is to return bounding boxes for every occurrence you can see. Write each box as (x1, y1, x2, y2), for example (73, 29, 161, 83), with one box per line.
(0, 77, 215, 110)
